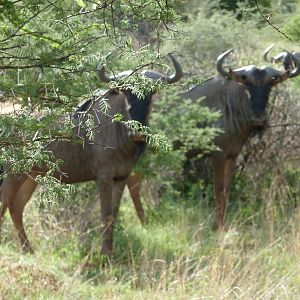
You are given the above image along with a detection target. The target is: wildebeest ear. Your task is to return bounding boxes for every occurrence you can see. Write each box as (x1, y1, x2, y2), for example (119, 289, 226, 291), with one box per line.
(227, 69, 235, 79)
(273, 71, 289, 84)
(228, 69, 247, 84)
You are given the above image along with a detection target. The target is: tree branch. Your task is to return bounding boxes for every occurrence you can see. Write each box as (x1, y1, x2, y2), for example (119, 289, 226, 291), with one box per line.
(250, 0, 292, 41)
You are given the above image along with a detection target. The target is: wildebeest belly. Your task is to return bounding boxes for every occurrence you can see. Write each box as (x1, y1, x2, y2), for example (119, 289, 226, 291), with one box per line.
(40, 135, 138, 184)
(88, 144, 137, 181)
(41, 140, 96, 184)
(52, 164, 97, 184)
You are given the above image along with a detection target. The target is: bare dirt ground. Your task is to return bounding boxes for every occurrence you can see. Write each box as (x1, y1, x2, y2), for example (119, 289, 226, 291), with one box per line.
(0, 102, 21, 115)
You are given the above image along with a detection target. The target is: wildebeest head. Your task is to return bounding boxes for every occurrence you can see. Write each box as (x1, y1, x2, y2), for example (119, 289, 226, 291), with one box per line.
(217, 49, 300, 128)
(97, 54, 183, 126)
(97, 54, 183, 84)
(264, 45, 300, 73)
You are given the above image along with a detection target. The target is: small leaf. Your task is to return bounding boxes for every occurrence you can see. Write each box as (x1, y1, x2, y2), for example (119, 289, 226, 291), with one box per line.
(113, 113, 124, 122)
(75, 0, 85, 8)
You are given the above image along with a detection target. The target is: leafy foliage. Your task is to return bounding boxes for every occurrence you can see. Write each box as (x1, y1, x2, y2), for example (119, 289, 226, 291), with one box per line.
(0, 0, 184, 194)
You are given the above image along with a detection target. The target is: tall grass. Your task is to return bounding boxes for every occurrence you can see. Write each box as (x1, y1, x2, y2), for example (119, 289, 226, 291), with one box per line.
(1, 177, 300, 299)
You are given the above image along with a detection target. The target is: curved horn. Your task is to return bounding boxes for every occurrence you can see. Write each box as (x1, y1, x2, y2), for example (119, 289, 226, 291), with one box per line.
(142, 53, 183, 83)
(286, 51, 300, 78)
(165, 53, 183, 84)
(272, 51, 288, 63)
(97, 66, 116, 83)
(263, 44, 274, 62)
(217, 48, 235, 78)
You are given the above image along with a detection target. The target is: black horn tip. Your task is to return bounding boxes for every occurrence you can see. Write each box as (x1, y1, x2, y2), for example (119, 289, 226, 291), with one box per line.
(165, 53, 183, 84)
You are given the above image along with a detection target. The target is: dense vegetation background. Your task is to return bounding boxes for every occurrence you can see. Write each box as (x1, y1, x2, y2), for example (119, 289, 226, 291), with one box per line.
(1, 0, 300, 298)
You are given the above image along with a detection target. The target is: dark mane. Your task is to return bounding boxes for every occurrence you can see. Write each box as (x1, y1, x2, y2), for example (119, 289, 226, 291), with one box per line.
(76, 98, 92, 112)
(76, 89, 121, 113)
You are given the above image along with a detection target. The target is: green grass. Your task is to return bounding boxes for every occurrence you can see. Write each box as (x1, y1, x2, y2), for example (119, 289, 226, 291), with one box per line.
(1, 187, 300, 299)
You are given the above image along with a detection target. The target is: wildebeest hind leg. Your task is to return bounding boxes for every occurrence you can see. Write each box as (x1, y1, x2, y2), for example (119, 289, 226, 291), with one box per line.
(0, 194, 8, 242)
(212, 157, 234, 230)
(127, 172, 145, 225)
(8, 176, 38, 253)
(213, 158, 227, 229)
(112, 179, 127, 220)
(223, 158, 234, 222)
(98, 178, 114, 258)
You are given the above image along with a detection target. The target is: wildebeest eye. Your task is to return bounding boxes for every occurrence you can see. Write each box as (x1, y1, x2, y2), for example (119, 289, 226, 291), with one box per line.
(272, 76, 278, 81)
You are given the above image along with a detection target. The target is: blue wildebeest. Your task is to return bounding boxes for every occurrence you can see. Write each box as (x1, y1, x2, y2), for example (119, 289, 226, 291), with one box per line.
(184, 49, 300, 228)
(0, 55, 183, 256)
(97, 54, 183, 224)
(264, 45, 300, 71)
(120, 49, 300, 229)
(0, 90, 133, 256)
(182, 49, 299, 228)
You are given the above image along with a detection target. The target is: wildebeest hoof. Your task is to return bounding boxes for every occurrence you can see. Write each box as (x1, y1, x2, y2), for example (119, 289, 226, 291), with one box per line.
(100, 248, 113, 267)
(212, 220, 225, 231)
(22, 244, 34, 254)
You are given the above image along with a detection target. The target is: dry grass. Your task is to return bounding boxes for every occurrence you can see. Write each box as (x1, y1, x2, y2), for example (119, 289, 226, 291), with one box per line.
(1, 188, 300, 299)
(0, 258, 59, 299)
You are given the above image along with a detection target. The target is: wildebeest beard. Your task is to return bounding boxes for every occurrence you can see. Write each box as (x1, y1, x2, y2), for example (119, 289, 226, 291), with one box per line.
(247, 84, 271, 118)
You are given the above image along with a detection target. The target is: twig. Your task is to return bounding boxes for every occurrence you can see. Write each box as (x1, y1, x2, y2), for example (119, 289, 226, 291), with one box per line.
(0, 1, 59, 44)
(250, 0, 292, 41)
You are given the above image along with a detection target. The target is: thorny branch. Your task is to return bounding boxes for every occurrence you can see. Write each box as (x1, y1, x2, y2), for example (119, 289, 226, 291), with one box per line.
(247, 0, 292, 41)
(0, 0, 59, 44)
(0, 35, 106, 70)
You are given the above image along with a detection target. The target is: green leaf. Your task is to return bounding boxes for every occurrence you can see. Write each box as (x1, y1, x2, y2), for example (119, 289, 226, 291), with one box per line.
(75, 0, 85, 8)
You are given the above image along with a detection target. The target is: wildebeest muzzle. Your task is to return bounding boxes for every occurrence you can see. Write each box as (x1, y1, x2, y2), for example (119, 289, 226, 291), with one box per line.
(251, 115, 267, 130)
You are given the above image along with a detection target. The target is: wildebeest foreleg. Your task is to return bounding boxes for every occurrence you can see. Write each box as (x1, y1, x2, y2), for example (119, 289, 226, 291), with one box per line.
(127, 172, 145, 224)
(8, 176, 38, 253)
(0, 176, 27, 245)
(222, 158, 234, 223)
(98, 178, 114, 257)
(212, 157, 234, 229)
(0, 192, 8, 242)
